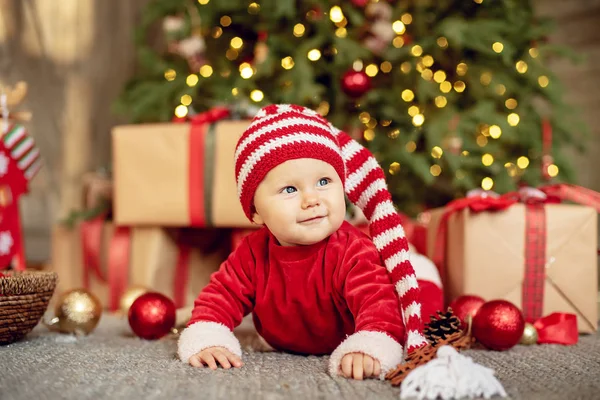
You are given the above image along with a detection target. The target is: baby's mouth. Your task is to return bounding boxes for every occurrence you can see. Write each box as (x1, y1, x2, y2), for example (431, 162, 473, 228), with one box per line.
(299, 216, 325, 224)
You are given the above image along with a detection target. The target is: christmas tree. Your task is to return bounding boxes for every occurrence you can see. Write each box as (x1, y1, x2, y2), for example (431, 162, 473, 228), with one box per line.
(117, 0, 586, 215)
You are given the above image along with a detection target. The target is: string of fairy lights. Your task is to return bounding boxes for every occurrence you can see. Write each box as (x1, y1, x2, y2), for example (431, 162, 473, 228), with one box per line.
(165, 0, 559, 190)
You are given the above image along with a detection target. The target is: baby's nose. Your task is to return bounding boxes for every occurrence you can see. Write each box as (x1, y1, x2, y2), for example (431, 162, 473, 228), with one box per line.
(302, 191, 320, 208)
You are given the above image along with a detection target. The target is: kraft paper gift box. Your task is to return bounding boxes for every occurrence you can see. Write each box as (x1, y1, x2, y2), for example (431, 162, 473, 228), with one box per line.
(51, 222, 112, 307)
(426, 204, 598, 333)
(50, 222, 226, 311)
(112, 121, 254, 227)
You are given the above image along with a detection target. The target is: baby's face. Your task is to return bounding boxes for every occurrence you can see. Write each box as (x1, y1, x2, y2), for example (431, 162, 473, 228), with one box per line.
(252, 158, 346, 246)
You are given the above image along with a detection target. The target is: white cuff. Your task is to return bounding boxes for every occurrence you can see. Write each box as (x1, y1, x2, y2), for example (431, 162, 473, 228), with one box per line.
(328, 330, 403, 379)
(177, 321, 242, 364)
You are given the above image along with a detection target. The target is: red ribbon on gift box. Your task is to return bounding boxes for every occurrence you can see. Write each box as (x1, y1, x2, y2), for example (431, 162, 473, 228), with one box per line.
(79, 106, 233, 310)
(107, 226, 132, 311)
(186, 107, 231, 227)
(80, 216, 108, 288)
(173, 244, 192, 309)
(80, 217, 194, 311)
(433, 184, 600, 322)
(80, 216, 131, 311)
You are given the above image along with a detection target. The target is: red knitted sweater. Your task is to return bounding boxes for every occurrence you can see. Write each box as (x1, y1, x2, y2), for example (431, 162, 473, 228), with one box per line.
(188, 221, 405, 355)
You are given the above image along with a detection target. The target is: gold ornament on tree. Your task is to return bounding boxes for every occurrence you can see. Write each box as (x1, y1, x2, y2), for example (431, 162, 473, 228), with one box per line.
(119, 285, 149, 315)
(45, 289, 102, 335)
(519, 322, 539, 345)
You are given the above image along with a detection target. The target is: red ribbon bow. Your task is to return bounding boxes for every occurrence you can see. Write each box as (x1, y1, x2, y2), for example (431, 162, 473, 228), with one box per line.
(189, 106, 230, 125)
(172, 106, 231, 125)
(534, 312, 578, 345)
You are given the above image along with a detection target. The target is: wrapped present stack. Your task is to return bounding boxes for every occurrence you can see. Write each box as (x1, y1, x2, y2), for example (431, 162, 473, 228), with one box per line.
(0, 82, 42, 271)
(422, 185, 599, 334)
(50, 107, 252, 315)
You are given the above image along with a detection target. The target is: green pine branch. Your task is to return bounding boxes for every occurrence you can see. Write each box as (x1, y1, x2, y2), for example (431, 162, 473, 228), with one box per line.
(114, 0, 589, 215)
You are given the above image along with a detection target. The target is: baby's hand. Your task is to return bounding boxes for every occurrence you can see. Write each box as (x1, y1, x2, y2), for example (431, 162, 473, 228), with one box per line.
(188, 346, 243, 370)
(340, 352, 381, 380)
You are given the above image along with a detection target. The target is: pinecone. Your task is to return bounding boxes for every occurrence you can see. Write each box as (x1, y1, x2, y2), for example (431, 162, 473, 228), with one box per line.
(385, 308, 475, 386)
(424, 308, 463, 346)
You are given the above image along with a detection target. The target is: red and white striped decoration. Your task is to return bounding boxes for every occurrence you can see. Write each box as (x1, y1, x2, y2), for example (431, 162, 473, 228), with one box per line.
(1, 123, 42, 182)
(234, 104, 427, 352)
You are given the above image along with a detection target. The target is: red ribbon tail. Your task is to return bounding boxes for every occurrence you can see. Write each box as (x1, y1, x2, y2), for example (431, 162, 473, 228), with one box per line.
(432, 214, 449, 296)
(107, 227, 131, 312)
(80, 217, 107, 288)
(534, 313, 579, 345)
(173, 244, 191, 309)
(188, 122, 206, 226)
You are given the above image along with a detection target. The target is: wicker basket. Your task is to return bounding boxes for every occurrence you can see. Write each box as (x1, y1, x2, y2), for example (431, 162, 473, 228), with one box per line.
(0, 270, 58, 345)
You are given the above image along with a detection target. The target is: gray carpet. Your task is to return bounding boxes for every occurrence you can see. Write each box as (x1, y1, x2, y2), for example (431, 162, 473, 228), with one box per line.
(2, 314, 600, 400)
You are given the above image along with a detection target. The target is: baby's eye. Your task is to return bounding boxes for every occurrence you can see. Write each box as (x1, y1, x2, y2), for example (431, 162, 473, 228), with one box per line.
(282, 186, 297, 194)
(317, 178, 330, 187)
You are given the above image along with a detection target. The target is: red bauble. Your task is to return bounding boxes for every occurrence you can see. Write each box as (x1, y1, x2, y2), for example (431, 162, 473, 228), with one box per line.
(341, 70, 371, 98)
(351, 0, 369, 7)
(128, 292, 176, 340)
(449, 294, 486, 328)
(472, 300, 525, 351)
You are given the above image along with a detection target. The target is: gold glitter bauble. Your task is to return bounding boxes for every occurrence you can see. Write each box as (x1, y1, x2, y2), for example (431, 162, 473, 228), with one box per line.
(50, 289, 102, 335)
(519, 322, 538, 345)
(120, 285, 149, 315)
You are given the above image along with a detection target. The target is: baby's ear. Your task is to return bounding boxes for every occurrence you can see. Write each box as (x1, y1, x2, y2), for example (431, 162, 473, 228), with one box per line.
(251, 212, 264, 226)
(250, 204, 264, 225)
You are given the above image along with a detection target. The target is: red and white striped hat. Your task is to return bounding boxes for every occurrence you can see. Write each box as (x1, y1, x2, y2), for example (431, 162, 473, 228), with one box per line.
(234, 104, 427, 352)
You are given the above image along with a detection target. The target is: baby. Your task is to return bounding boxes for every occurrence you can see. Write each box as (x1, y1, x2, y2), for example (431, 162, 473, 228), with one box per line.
(178, 104, 428, 380)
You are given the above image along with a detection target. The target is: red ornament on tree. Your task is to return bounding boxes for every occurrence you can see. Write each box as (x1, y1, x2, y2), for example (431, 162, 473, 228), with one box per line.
(472, 300, 525, 351)
(448, 294, 486, 328)
(351, 0, 369, 7)
(128, 292, 176, 340)
(341, 70, 371, 98)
